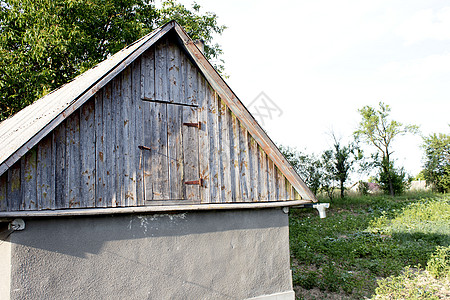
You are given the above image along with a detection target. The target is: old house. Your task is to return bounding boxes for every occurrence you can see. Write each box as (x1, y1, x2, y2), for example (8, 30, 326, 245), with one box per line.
(0, 21, 317, 299)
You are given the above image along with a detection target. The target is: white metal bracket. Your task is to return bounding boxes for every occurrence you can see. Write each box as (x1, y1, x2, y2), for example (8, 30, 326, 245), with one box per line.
(312, 203, 330, 219)
(296, 203, 330, 218)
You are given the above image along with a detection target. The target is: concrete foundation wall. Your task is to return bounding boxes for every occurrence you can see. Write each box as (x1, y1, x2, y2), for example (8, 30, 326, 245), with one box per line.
(0, 225, 11, 299)
(3, 208, 293, 300)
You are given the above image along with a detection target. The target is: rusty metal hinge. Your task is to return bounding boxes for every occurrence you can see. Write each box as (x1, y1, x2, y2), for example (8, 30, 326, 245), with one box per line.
(138, 145, 151, 151)
(183, 122, 201, 129)
(185, 179, 203, 186)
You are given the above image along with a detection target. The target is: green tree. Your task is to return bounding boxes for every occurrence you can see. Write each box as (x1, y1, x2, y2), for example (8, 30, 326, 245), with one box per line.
(354, 102, 419, 196)
(320, 149, 337, 200)
(376, 158, 411, 195)
(0, 0, 226, 121)
(279, 145, 323, 195)
(422, 132, 450, 193)
(280, 143, 361, 200)
(156, 0, 226, 74)
(327, 134, 362, 198)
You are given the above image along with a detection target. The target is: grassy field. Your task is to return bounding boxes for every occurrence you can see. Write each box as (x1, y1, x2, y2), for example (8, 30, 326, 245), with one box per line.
(289, 192, 450, 299)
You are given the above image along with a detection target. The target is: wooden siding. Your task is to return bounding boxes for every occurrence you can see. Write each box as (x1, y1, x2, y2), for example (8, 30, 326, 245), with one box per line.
(0, 35, 300, 212)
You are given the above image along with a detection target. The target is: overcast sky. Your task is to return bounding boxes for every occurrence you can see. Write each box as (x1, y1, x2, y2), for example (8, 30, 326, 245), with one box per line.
(177, 0, 450, 179)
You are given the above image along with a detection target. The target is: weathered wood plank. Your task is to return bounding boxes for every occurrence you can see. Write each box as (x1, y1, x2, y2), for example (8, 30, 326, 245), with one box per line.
(276, 168, 286, 200)
(142, 98, 153, 201)
(218, 98, 232, 202)
(167, 42, 184, 200)
(186, 54, 198, 106)
(37, 135, 55, 210)
(258, 147, 269, 201)
(155, 37, 169, 101)
(54, 121, 67, 208)
(21, 148, 37, 210)
(286, 179, 293, 200)
(238, 126, 251, 201)
(207, 88, 221, 203)
(267, 157, 276, 201)
(104, 83, 116, 207)
(149, 102, 169, 200)
(95, 89, 106, 207)
(141, 47, 155, 100)
(113, 76, 124, 206)
(229, 111, 241, 202)
(274, 166, 280, 200)
(248, 135, 259, 201)
(168, 41, 181, 103)
(182, 106, 200, 202)
(198, 74, 210, 203)
(0, 173, 6, 211)
(179, 44, 187, 104)
(80, 99, 96, 207)
(7, 161, 21, 211)
(167, 104, 184, 200)
(66, 111, 81, 208)
(132, 60, 143, 206)
(121, 66, 136, 206)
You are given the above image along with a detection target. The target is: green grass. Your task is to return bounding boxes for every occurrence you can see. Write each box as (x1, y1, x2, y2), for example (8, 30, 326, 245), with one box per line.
(289, 192, 450, 299)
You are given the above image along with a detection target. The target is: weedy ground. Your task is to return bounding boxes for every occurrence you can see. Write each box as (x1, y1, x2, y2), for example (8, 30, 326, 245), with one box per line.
(289, 192, 450, 299)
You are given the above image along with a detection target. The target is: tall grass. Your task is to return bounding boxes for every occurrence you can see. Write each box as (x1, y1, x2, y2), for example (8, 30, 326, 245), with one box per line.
(290, 192, 450, 299)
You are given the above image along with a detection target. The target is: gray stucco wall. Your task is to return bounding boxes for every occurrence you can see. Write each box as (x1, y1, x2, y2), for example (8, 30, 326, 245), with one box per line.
(2, 208, 293, 299)
(0, 224, 11, 299)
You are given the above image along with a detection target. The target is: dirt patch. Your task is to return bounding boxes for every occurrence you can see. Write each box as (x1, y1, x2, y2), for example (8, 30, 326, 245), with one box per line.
(294, 286, 356, 300)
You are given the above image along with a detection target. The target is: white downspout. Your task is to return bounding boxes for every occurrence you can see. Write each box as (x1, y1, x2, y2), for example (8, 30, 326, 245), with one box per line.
(295, 203, 330, 218)
(312, 203, 330, 218)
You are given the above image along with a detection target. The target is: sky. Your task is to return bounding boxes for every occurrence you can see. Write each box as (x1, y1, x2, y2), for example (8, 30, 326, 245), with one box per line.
(176, 0, 450, 179)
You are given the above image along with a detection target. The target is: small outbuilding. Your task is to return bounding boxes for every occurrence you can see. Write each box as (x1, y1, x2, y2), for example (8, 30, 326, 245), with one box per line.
(0, 21, 317, 300)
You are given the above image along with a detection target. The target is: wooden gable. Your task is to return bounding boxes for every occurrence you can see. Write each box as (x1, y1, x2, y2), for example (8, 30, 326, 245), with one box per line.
(0, 23, 316, 213)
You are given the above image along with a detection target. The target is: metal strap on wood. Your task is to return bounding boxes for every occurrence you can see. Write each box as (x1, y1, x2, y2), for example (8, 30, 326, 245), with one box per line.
(183, 122, 201, 129)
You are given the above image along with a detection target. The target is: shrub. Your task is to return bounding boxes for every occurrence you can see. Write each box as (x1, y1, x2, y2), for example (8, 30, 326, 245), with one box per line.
(357, 180, 369, 195)
(422, 133, 450, 193)
(377, 161, 411, 196)
(373, 267, 441, 300)
(427, 246, 450, 279)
